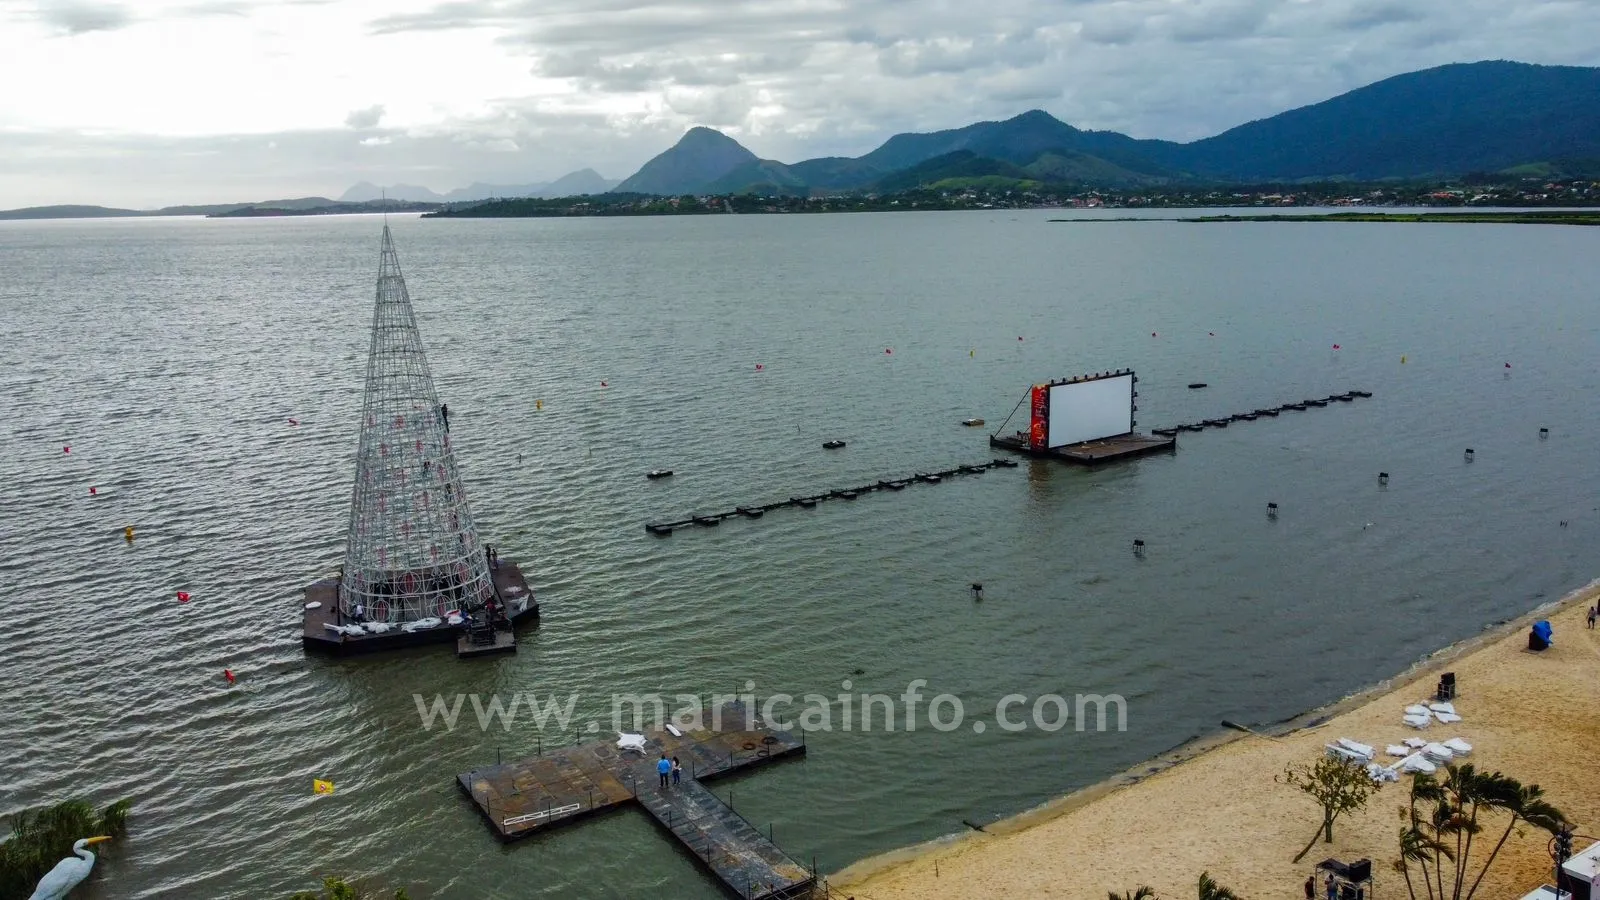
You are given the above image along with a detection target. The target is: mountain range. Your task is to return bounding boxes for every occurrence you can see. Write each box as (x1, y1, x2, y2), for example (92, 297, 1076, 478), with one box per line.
(340, 168, 619, 203)
(606, 60, 1600, 196)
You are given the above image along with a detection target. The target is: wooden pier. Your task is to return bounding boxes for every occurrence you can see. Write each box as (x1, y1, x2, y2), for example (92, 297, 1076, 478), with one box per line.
(989, 431, 1177, 465)
(457, 701, 812, 899)
(301, 558, 537, 658)
(645, 457, 1019, 535)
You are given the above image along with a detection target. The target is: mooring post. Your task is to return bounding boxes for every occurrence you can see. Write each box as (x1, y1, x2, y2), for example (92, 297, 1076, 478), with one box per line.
(537, 735, 541, 757)
(768, 822, 773, 844)
(497, 746, 502, 766)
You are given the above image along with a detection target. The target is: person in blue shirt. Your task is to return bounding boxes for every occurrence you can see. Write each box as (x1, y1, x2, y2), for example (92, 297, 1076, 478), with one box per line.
(657, 754, 671, 788)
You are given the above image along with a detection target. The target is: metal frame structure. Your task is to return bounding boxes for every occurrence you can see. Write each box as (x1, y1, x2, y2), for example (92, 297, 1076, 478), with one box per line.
(337, 226, 493, 623)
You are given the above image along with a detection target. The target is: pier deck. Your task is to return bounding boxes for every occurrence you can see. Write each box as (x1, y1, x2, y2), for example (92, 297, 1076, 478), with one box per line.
(457, 701, 811, 899)
(301, 558, 537, 657)
(990, 431, 1177, 465)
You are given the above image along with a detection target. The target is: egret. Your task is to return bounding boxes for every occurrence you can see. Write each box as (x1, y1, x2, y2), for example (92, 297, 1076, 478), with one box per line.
(29, 836, 111, 900)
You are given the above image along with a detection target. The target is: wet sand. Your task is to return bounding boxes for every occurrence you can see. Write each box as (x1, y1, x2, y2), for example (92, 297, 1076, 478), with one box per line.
(833, 581, 1600, 900)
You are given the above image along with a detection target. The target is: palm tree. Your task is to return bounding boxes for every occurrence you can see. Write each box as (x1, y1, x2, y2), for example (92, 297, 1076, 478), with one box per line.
(1109, 886, 1158, 900)
(1397, 825, 1454, 900)
(1462, 780, 1564, 900)
(1198, 872, 1240, 900)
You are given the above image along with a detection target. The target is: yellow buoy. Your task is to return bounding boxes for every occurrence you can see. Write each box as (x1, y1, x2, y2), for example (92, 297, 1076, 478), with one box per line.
(536, 399, 543, 410)
(1401, 355, 1407, 364)
(969, 349, 975, 357)
(124, 526, 134, 542)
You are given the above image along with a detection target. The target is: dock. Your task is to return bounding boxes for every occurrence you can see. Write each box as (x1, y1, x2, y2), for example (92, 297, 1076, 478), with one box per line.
(645, 458, 1019, 535)
(989, 431, 1177, 464)
(457, 701, 812, 899)
(301, 558, 538, 658)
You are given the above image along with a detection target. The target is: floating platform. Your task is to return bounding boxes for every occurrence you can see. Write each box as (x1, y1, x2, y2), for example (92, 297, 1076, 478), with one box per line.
(301, 558, 538, 659)
(989, 432, 1177, 465)
(457, 700, 812, 899)
(644, 458, 1016, 536)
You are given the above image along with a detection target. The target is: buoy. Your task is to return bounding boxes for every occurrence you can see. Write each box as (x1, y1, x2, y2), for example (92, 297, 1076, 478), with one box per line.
(176, 591, 191, 602)
(1151, 332, 1157, 337)
(1465, 448, 1474, 460)
(1208, 332, 1215, 336)
(1504, 362, 1512, 369)
(288, 418, 299, 426)
(223, 669, 236, 685)
(1132, 539, 1146, 556)
(755, 363, 764, 371)
(971, 582, 983, 601)
(1401, 355, 1407, 364)
(885, 348, 892, 354)
(1540, 427, 1549, 438)
(1332, 344, 1341, 350)
(1378, 472, 1389, 484)
(123, 526, 134, 542)
(89, 486, 97, 496)
(535, 399, 542, 410)
(970, 349, 975, 357)
(600, 381, 608, 387)
(1187, 383, 1207, 389)
(1267, 502, 1278, 518)
(63, 445, 70, 454)
(1017, 336, 1023, 341)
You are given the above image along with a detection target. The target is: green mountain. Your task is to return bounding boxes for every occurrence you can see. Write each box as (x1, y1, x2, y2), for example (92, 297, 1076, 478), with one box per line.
(870, 151, 1035, 192)
(702, 159, 809, 196)
(1164, 60, 1600, 180)
(612, 126, 758, 194)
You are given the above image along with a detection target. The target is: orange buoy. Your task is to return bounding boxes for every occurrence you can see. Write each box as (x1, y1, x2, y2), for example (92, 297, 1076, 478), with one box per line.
(755, 363, 764, 371)
(223, 668, 236, 685)
(885, 348, 892, 354)
(1333, 344, 1341, 350)
(176, 591, 191, 602)
(63, 445, 70, 454)
(89, 486, 97, 496)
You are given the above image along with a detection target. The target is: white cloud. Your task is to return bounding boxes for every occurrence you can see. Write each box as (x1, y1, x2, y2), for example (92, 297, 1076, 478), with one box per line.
(0, 0, 1598, 206)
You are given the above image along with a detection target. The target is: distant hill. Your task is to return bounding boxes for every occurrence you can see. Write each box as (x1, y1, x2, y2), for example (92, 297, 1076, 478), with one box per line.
(1163, 60, 1600, 180)
(340, 172, 617, 203)
(0, 197, 347, 220)
(609, 60, 1600, 195)
(210, 199, 438, 217)
(543, 168, 619, 195)
(0, 204, 145, 220)
(611, 127, 758, 194)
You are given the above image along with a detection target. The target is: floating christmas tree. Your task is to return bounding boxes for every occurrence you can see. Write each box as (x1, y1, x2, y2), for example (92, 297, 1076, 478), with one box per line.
(337, 226, 492, 623)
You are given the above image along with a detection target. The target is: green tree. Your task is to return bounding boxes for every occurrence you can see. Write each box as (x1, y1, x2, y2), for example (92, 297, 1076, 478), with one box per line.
(0, 798, 131, 900)
(1393, 764, 1565, 900)
(1108, 887, 1157, 900)
(1279, 756, 1383, 861)
(1198, 872, 1241, 900)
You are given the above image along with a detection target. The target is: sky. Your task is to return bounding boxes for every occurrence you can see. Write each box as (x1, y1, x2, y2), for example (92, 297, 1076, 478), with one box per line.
(1, 0, 1598, 208)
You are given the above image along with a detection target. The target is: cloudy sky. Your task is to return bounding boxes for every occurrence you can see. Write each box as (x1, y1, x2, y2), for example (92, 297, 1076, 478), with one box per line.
(1, 0, 1597, 208)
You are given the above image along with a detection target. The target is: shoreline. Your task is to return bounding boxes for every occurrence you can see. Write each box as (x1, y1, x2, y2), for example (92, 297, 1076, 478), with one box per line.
(831, 576, 1600, 893)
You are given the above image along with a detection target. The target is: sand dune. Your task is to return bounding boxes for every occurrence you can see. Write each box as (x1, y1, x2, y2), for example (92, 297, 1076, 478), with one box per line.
(833, 583, 1600, 900)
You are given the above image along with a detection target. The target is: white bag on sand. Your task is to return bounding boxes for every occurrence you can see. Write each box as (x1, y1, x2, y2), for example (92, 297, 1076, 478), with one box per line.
(1429, 701, 1456, 715)
(1387, 745, 1411, 757)
(1405, 704, 1431, 716)
(1404, 737, 1428, 748)
(1422, 742, 1454, 762)
(1404, 714, 1432, 728)
(1443, 738, 1473, 756)
(1434, 711, 1462, 724)
(1337, 738, 1376, 759)
(1401, 755, 1437, 774)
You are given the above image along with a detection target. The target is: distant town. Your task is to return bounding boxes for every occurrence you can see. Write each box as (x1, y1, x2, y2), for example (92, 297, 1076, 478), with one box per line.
(425, 177, 1600, 218)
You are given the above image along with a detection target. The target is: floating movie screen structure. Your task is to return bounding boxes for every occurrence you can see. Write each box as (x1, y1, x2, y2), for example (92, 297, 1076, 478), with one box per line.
(1028, 370, 1137, 449)
(337, 227, 493, 623)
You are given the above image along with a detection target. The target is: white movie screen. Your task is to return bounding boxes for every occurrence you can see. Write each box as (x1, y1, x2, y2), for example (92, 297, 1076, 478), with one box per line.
(1047, 375, 1134, 447)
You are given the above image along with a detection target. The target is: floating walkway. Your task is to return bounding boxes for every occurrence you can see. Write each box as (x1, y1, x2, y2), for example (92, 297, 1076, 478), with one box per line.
(645, 458, 1019, 535)
(1147, 390, 1371, 438)
(457, 701, 812, 899)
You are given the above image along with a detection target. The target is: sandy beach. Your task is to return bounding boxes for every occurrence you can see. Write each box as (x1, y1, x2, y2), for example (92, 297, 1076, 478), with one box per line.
(833, 581, 1600, 900)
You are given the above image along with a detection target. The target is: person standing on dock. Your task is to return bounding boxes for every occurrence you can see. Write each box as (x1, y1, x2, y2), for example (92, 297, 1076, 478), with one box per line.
(657, 754, 671, 789)
(671, 757, 681, 785)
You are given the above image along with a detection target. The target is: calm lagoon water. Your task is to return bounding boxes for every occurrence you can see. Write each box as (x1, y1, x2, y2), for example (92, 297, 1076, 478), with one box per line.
(2, 209, 1598, 898)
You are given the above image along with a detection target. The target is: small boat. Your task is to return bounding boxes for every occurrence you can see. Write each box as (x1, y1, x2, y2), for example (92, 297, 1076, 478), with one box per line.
(646, 470, 674, 479)
(1187, 383, 1208, 389)
(822, 440, 846, 449)
(962, 418, 986, 427)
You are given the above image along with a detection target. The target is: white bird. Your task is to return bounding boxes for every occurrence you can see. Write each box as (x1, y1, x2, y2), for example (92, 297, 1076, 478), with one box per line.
(29, 836, 112, 900)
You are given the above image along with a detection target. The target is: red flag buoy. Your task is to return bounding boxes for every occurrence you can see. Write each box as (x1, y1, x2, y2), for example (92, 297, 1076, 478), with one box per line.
(1504, 362, 1512, 369)
(885, 348, 892, 354)
(1151, 332, 1157, 338)
(63, 446, 70, 454)
(600, 381, 608, 387)
(754, 364, 764, 371)
(1332, 344, 1341, 350)
(176, 591, 191, 602)
(1017, 336, 1024, 341)
(89, 486, 97, 496)
(288, 418, 299, 426)
(223, 668, 236, 685)
(1208, 332, 1215, 336)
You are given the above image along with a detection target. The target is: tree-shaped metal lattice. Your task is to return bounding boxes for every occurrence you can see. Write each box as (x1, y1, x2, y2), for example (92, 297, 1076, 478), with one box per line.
(338, 226, 492, 622)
